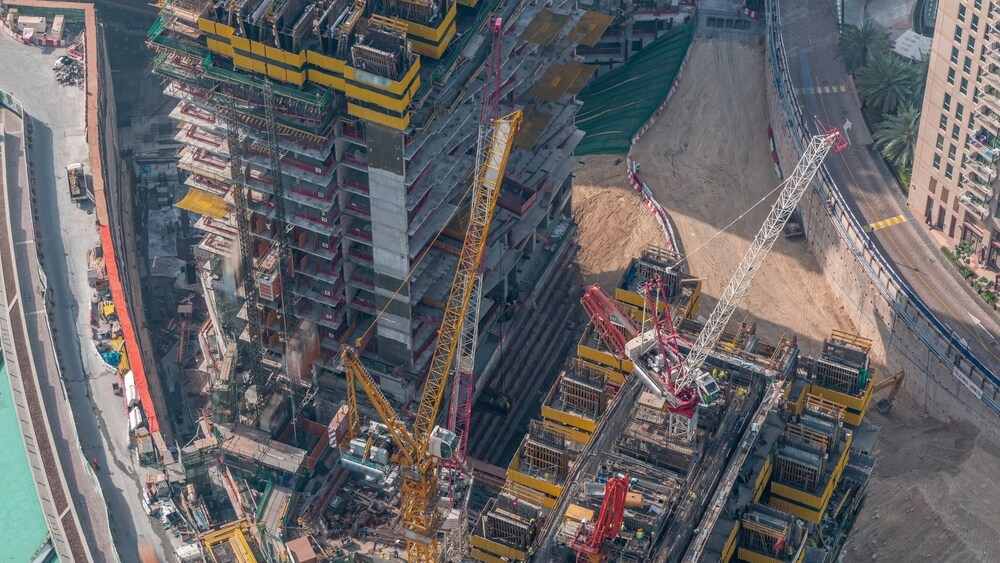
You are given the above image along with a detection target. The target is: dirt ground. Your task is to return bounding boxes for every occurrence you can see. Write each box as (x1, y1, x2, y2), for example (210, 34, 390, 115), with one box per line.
(569, 37, 1000, 562)
(571, 155, 663, 290)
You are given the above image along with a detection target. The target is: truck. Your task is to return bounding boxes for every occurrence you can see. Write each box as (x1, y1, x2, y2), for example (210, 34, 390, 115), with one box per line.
(66, 163, 90, 202)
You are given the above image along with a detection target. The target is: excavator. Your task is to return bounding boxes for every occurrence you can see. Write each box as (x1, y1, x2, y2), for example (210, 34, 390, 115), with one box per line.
(873, 370, 906, 413)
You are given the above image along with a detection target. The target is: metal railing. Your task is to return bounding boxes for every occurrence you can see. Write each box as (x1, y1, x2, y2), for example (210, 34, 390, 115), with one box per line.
(766, 0, 1000, 412)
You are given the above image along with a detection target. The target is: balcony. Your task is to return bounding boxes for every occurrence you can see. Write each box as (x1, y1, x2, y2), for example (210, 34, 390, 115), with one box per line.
(287, 184, 337, 214)
(340, 123, 366, 146)
(966, 154, 997, 183)
(982, 84, 1000, 107)
(175, 124, 228, 157)
(288, 209, 338, 234)
(350, 296, 376, 315)
(298, 301, 344, 331)
(289, 230, 338, 260)
(349, 268, 375, 291)
(344, 222, 373, 244)
(297, 256, 343, 285)
(976, 105, 1000, 135)
(984, 64, 1000, 91)
(292, 278, 345, 310)
(989, 40, 1000, 64)
(343, 200, 372, 219)
(348, 246, 374, 264)
(968, 133, 1000, 161)
(341, 178, 370, 196)
(341, 151, 369, 172)
(960, 191, 990, 220)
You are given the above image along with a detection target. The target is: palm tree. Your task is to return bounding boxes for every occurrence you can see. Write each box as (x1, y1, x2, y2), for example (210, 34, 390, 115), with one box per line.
(874, 104, 921, 171)
(856, 54, 914, 115)
(837, 20, 892, 72)
(910, 55, 930, 107)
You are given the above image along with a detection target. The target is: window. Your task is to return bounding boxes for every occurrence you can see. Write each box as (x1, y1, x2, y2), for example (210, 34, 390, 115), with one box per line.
(968, 36, 977, 52)
(949, 68, 957, 84)
(956, 25, 964, 42)
(973, 14, 981, 32)
(977, 0, 984, 10)
(964, 56, 973, 73)
(934, 154, 942, 169)
(952, 46, 961, 63)
(961, 77, 970, 94)
(944, 93, 953, 110)
(959, 4, 967, 21)
(949, 144, 958, 160)
(937, 133, 946, 149)
(946, 163, 955, 179)
(957, 102, 965, 120)
(953, 124, 962, 139)
(941, 114, 949, 129)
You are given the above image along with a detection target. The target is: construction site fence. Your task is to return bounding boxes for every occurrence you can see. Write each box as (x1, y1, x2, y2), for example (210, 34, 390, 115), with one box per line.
(619, 55, 691, 259)
(765, 0, 1000, 412)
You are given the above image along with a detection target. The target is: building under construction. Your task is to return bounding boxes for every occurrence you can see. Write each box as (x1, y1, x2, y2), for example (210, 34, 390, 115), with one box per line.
(149, 0, 621, 419)
(470, 249, 879, 562)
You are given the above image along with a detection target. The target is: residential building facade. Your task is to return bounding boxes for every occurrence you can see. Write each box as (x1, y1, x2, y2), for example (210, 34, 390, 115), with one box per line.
(911, 0, 1000, 269)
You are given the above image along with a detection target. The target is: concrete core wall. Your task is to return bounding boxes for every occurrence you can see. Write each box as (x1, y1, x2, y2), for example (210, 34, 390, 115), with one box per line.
(763, 0, 1000, 443)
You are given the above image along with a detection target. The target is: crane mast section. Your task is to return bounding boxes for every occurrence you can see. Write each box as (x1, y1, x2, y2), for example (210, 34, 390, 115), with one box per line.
(222, 95, 264, 385)
(679, 133, 837, 388)
(413, 111, 523, 451)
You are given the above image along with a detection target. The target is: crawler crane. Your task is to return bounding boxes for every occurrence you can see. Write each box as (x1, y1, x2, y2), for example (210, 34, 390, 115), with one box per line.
(341, 19, 521, 559)
(583, 122, 846, 442)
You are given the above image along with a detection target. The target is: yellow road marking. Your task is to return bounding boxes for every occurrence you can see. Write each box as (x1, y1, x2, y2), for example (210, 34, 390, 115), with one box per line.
(867, 214, 906, 231)
(813, 79, 1000, 364)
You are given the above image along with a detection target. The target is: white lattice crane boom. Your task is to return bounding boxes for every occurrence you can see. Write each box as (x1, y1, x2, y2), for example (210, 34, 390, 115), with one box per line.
(678, 125, 846, 399)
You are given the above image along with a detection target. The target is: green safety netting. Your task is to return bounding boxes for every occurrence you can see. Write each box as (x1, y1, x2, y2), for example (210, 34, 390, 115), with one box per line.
(575, 20, 696, 156)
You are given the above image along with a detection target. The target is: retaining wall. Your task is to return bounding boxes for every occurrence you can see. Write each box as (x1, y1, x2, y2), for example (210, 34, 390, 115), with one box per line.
(764, 0, 1000, 436)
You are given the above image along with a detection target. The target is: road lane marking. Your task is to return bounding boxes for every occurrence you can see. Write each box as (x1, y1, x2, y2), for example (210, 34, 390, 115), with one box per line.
(796, 85, 849, 95)
(811, 78, 1000, 363)
(867, 214, 906, 232)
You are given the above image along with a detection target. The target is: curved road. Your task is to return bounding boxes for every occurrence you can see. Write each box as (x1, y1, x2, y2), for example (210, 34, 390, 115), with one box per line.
(779, 0, 1000, 377)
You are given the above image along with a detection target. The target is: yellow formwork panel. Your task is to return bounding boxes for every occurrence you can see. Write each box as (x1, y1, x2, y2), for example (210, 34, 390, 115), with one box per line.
(767, 496, 822, 524)
(197, 18, 216, 33)
(471, 546, 523, 563)
(753, 458, 772, 502)
(615, 287, 647, 309)
(404, 4, 457, 48)
(345, 82, 413, 114)
(722, 523, 739, 562)
(230, 35, 250, 52)
(176, 187, 231, 219)
(308, 69, 347, 90)
(344, 59, 421, 97)
(507, 468, 563, 500)
(540, 405, 596, 434)
(306, 50, 346, 73)
(457, 0, 479, 6)
(284, 68, 306, 86)
(206, 37, 234, 58)
(471, 536, 527, 560)
(409, 20, 456, 58)
(565, 504, 594, 523)
(806, 380, 873, 426)
(577, 344, 632, 373)
(737, 547, 785, 563)
(250, 40, 266, 56)
(347, 103, 411, 131)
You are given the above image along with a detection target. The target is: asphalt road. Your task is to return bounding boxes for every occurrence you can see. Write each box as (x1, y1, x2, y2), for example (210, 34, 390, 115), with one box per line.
(779, 0, 1000, 374)
(0, 34, 172, 561)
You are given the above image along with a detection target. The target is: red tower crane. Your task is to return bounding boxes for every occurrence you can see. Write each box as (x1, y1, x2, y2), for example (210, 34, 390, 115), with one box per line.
(447, 16, 506, 467)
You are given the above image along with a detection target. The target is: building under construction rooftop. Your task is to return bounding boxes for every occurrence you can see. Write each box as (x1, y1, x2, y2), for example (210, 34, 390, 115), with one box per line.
(150, 0, 623, 418)
(470, 249, 879, 562)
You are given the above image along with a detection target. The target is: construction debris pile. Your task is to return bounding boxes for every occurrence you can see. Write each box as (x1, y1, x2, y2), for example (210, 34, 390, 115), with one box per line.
(52, 55, 83, 87)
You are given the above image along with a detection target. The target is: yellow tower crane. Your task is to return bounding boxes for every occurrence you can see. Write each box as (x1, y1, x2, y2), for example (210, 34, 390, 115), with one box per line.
(341, 109, 523, 562)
